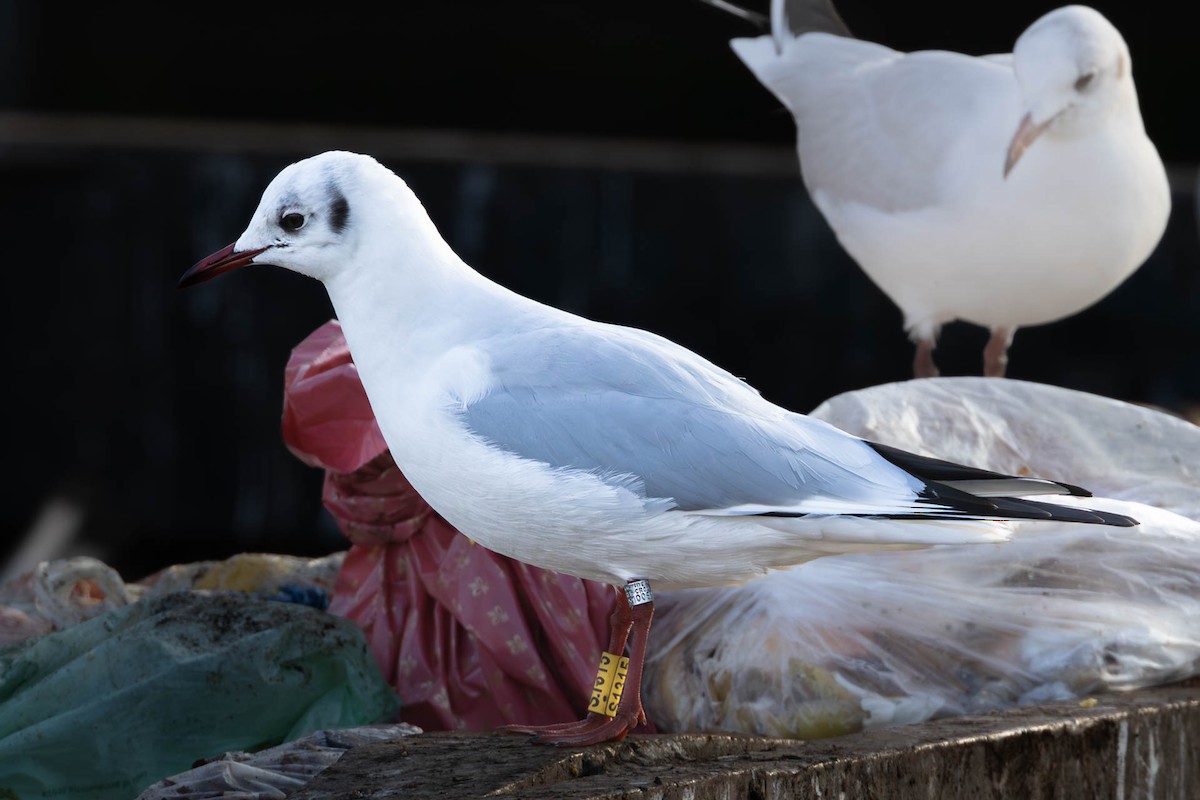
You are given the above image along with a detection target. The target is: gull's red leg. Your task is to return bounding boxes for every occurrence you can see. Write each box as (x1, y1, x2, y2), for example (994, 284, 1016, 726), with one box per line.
(983, 326, 1014, 377)
(498, 580, 654, 745)
(913, 337, 940, 379)
(534, 586, 653, 745)
(496, 583, 635, 737)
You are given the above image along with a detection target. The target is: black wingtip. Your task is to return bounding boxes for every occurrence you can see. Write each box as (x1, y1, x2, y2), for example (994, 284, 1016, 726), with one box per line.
(911, 474, 1134, 527)
(1096, 510, 1139, 527)
(866, 440, 1094, 498)
(986, 495, 1138, 527)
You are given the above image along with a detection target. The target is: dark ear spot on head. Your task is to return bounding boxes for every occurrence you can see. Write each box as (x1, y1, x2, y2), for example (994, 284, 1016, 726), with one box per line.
(329, 191, 350, 234)
(1115, 54, 1126, 79)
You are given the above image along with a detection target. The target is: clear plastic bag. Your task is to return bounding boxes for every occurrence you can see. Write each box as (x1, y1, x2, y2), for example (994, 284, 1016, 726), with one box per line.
(644, 378, 1200, 738)
(812, 377, 1200, 520)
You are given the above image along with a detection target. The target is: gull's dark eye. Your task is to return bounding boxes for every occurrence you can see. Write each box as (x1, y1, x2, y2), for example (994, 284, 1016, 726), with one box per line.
(281, 212, 305, 232)
(1074, 71, 1096, 92)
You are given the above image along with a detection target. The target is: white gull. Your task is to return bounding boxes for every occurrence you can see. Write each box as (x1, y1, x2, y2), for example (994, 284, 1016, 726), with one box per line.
(179, 150, 1135, 744)
(725, 2, 1170, 376)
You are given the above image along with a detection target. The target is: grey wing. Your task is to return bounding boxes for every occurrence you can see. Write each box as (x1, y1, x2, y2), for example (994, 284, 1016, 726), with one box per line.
(459, 326, 926, 515)
(731, 34, 1017, 212)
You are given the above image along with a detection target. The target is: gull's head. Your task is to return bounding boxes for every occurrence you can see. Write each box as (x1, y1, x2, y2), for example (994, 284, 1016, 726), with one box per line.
(180, 151, 401, 288)
(1004, 5, 1136, 177)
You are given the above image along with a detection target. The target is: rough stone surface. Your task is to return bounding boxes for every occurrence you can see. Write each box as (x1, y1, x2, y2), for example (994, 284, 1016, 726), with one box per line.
(293, 678, 1199, 799)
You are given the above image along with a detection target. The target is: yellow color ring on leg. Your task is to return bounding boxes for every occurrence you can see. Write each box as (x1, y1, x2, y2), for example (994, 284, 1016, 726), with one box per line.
(605, 655, 631, 717)
(588, 651, 631, 717)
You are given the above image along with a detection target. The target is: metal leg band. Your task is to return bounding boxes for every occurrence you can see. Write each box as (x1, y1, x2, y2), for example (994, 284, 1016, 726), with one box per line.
(624, 579, 653, 606)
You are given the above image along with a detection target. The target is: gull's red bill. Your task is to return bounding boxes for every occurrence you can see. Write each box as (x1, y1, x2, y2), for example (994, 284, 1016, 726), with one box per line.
(178, 243, 269, 289)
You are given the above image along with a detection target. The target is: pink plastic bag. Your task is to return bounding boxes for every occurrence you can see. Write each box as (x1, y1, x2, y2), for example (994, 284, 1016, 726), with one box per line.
(282, 321, 616, 731)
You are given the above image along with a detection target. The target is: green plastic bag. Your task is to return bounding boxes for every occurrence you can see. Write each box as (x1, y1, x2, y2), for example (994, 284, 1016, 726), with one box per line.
(0, 591, 400, 799)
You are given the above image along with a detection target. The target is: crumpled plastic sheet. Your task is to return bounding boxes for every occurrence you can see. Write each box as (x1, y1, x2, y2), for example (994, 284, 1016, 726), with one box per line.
(643, 378, 1200, 738)
(135, 723, 421, 800)
(283, 320, 616, 732)
(0, 591, 399, 800)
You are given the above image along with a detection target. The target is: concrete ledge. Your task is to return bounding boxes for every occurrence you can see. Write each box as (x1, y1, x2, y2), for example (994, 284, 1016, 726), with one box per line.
(294, 678, 1199, 799)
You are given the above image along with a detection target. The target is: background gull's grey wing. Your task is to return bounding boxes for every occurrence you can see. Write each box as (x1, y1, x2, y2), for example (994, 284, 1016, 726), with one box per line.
(456, 325, 1134, 526)
(730, 33, 1018, 213)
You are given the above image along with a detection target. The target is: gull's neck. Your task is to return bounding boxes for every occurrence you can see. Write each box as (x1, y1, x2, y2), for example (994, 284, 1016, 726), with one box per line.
(321, 189, 539, 382)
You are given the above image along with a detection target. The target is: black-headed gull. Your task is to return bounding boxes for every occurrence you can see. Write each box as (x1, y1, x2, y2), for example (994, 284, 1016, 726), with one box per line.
(725, 2, 1170, 377)
(179, 151, 1134, 745)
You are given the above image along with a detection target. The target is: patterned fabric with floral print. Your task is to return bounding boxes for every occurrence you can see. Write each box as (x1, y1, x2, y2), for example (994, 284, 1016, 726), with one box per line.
(281, 320, 616, 731)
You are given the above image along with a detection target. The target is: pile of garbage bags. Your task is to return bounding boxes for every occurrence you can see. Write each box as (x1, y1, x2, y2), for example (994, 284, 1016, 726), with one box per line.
(5, 321, 1198, 798)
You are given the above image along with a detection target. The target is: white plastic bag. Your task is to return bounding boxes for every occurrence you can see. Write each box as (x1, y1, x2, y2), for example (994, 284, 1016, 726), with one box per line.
(644, 379, 1200, 738)
(812, 377, 1200, 519)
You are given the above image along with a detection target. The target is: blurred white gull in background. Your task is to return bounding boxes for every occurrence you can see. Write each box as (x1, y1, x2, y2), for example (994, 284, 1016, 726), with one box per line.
(718, 1, 1170, 376)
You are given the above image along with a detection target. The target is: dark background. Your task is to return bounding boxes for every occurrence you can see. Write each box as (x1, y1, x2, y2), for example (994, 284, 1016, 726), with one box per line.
(1, 1, 1196, 581)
